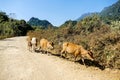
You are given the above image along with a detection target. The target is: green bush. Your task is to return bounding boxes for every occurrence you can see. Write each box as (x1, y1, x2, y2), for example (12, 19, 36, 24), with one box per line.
(0, 12, 33, 39)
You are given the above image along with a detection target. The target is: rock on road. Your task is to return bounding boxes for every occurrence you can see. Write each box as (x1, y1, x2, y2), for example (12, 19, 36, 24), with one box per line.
(0, 36, 120, 80)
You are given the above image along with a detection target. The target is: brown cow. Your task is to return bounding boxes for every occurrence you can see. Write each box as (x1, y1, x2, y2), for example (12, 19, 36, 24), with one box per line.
(26, 36, 32, 52)
(61, 42, 94, 66)
(39, 38, 54, 54)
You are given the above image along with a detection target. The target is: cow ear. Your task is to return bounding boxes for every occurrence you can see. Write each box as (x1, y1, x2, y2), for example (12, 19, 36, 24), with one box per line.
(52, 42, 54, 45)
(66, 42, 69, 46)
(89, 51, 93, 56)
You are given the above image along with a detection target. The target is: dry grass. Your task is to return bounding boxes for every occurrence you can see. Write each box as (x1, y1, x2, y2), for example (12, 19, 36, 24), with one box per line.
(27, 25, 120, 69)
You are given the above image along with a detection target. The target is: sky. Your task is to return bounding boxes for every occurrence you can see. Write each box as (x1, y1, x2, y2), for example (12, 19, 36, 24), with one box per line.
(0, 0, 118, 26)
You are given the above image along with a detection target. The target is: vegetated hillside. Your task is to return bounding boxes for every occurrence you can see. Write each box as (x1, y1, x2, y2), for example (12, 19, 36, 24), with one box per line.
(0, 12, 33, 39)
(26, 1, 120, 69)
(27, 14, 120, 69)
(27, 17, 54, 29)
(77, 12, 99, 21)
(100, 0, 120, 22)
(77, 0, 120, 23)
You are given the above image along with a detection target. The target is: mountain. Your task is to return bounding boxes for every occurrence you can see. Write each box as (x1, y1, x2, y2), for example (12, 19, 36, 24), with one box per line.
(77, 0, 120, 22)
(60, 20, 77, 28)
(100, 0, 120, 21)
(76, 12, 99, 21)
(27, 17, 54, 29)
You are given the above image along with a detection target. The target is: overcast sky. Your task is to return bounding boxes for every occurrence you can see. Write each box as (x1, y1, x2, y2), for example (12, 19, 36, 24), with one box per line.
(0, 0, 118, 26)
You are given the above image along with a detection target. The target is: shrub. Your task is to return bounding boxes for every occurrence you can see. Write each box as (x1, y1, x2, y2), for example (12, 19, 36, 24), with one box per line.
(27, 17, 120, 69)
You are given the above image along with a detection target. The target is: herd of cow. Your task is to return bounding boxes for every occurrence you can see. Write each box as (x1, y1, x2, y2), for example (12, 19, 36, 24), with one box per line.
(27, 36, 94, 66)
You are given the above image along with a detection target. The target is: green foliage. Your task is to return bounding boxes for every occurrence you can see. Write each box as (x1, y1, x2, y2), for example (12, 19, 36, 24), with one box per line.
(0, 12, 8, 23)
(110, 21, 120, 30)
(60, 20, 77, 28)
(0, 12, 33, 39)
(78, 15, 102, 33)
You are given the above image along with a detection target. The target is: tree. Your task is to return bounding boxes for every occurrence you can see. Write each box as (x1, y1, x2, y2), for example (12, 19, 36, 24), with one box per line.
(0, 12, 8, 23)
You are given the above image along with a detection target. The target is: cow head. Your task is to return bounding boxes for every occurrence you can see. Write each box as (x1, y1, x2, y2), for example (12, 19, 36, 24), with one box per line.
(47, 42, 54, 50)
(87, 50, 94, 61)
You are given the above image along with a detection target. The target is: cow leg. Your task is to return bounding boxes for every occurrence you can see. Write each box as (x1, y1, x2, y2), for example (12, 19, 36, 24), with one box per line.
(31, 45, 33, 52)
(74, 50, 79, 61)
(30, 46, 32, 52)
(32, 44, 36, 52)
(33, 44, 35, 52)
(38, 46, 41, 52)
(60, 49, 65, 57)
(65, 52, 67, 58)
(62, 51, 67, 58)
(46, 49, 51, 56)
(81, 58, 86, 66)
(61, 49, 64, 54)
(28, 42, 32, 52)
(43, 49, 46, 54)
(74, 54, 78, 62)
(47, 50, 50, 55)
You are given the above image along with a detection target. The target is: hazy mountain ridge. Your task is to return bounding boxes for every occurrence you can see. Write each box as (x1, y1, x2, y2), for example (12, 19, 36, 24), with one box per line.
(76, 12, 99, 21)
(77, 0, 120, 22)
(100, 0, 120, 21)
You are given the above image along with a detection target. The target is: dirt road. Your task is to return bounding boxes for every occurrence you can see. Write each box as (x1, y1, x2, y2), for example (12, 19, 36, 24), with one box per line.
(0, 36, 120, 80)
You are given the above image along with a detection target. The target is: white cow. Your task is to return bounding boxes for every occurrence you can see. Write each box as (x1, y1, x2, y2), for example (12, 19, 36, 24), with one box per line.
(31, 37, 37, 52)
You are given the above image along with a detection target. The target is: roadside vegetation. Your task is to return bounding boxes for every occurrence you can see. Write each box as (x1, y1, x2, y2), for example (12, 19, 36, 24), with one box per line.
(27, 15, 120, 69)
(1, 0, 120, 69)
(0, 12, 33, 39)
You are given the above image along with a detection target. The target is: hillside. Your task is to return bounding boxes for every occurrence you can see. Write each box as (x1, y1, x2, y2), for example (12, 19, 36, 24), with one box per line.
(60, 20, 77, 28)
(100, 0, 120, 21)
(76, 12, 99, 21)
(27, 11, 120, 69)
(77, 0, 120, 22)
(27, 17, 54, 29)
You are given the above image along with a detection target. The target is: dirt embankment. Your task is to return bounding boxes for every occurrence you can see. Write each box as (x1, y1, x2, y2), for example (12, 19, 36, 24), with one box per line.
(0, 36, 120, 80)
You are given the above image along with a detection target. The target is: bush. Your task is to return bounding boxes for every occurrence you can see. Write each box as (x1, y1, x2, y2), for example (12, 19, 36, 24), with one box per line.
(27, 16, 120, 69)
